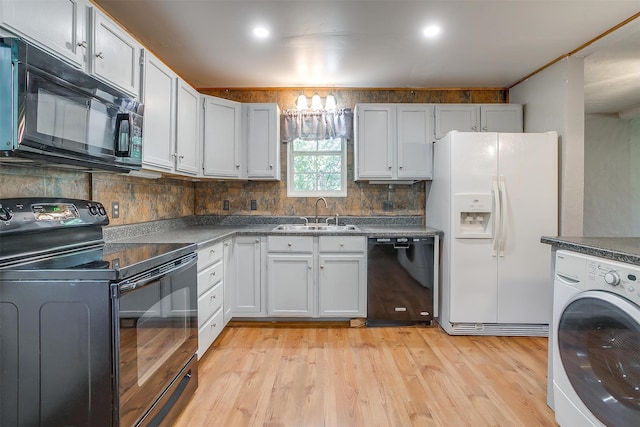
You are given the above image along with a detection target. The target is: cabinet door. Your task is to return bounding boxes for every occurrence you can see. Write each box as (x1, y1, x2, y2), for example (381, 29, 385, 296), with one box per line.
(202, 96, 242, 178)
(141, 51, 176, 171)
(222, 239, 233, 325)
(397, 105, 434, 179)
(355, 104, 394, 180)
(175, 79, 200, 175)
(245, 104, 280, 180)
(267, 254, 314, 317)
(434, 105, 479, 138)
(480, 104, 523, 132)
(231, 237, 262, 314)
(0, 0, 87, 67)
(90, 8, 141, 96)
(318, 254, 366, 317)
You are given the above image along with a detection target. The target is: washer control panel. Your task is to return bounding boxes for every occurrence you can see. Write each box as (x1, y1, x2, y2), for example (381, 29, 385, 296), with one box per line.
(583, 253, 640, 306)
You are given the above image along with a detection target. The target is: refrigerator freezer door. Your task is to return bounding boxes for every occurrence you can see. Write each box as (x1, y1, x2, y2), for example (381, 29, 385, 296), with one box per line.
(449, 132, 499, 323)
(496, 132, 558, 324)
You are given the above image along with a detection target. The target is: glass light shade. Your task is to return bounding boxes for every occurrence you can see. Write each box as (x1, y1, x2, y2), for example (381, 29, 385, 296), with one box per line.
(310, 94, 323, 110)
(324, 95, 336, 110)
(297, 95, 308, 110)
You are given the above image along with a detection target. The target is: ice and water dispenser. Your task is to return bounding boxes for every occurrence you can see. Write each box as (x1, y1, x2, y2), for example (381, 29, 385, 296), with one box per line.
(454, 194, 493, 238)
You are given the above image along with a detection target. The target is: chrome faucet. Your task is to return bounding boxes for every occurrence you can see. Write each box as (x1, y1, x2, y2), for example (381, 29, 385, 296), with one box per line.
(314, 197, 328, 223)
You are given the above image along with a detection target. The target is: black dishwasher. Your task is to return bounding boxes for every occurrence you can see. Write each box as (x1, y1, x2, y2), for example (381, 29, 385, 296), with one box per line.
(367, 237, 438, 325)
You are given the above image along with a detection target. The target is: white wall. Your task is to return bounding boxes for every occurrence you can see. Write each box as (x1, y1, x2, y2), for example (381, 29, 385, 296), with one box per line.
(510, 57, 585, 236)
(584, 115, 640, 236)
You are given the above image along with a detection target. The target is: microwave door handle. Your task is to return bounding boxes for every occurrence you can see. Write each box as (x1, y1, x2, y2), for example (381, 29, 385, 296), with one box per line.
(119, 256, 197, 293)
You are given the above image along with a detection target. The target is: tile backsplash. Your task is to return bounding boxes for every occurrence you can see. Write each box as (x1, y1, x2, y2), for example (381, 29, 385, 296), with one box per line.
(0, 88, 507, 226)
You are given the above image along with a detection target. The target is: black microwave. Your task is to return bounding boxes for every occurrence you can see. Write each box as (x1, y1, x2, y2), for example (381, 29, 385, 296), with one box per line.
(0, 37, 143, 173)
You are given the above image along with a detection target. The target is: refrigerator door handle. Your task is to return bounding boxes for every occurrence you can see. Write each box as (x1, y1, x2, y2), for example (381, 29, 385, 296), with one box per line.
(499, 176, 508, 257)
(492, 176, 500, 257)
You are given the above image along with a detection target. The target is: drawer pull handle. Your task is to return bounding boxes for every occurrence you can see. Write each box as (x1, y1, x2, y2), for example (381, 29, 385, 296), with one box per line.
(211, 323, 217, 328)
(210, 295, 216, 299)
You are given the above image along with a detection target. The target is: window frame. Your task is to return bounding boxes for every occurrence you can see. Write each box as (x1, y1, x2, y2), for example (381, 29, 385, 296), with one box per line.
(286, 137, 348, 198)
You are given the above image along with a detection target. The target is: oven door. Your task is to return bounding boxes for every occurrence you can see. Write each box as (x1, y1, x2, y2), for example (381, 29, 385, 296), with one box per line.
(114, 254, 198, 427)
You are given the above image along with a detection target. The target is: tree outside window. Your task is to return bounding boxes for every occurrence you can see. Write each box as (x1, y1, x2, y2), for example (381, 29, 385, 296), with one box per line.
(288, 137, 347, 197)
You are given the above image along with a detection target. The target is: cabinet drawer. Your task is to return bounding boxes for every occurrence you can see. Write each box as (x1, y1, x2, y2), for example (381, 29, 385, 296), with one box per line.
(197, 308, 224, 359)
(197, 259, 223, 296)
(198, 281, 223, 327)
(267, 236, 313, 253)
(197, 241, 224, 270)
(319, 236, 366, 252)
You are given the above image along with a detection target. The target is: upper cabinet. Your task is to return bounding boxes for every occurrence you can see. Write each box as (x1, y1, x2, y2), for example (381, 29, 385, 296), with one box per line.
(0, 0, 86, 67)
(0, 0, 142, 97)
(202, 98, 281, 180)
(202, 95, 243, 178)
(141, 51, 176, 171)
(434, 104, 523, 139)
(141, 51, 199, 176)
(244, 103, 281, 180)
(175, 79, 200, 175)
(355, 103, 433, 181)
(89, 8, 141, 96)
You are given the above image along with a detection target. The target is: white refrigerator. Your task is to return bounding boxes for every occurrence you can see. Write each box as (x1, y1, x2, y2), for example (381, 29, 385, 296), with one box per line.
(426, 131, 558, 336)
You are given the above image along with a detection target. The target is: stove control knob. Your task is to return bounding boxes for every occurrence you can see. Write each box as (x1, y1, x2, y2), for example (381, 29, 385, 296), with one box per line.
(0, 206, 12, 221)
(604, 271, 621, 286)
(98, 206, 106, 216)
(89, 205, 98, 215)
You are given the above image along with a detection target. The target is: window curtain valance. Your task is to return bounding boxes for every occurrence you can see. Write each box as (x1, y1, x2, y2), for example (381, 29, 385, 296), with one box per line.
(281, 108, 353, 142)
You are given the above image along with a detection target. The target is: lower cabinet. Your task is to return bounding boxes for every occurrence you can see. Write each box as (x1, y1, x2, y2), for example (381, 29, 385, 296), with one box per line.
(229, 236, 264, 316)
(265, 235, 367, 318)
(196, 241, 224, 358)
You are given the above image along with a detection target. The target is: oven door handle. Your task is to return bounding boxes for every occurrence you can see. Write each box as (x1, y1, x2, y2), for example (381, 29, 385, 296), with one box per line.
(119, 255, 197, 294)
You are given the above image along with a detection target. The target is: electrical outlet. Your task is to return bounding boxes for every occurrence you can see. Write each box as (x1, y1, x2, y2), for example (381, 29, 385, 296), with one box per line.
(223, 200, 230, 210)
(111, 201, 120, 218)
(250, 199, 257, 210)
(383, 200, 393, 212)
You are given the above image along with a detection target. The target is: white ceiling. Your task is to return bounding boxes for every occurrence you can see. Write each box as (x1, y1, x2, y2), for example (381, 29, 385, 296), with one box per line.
(94, 0, 640, 114)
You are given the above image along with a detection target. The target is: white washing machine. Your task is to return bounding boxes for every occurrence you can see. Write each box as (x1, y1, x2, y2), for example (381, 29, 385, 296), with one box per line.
(552, 250, 640, 427)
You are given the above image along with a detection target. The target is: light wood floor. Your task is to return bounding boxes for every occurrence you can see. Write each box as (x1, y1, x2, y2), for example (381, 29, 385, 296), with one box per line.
(173, 325, 558, 427)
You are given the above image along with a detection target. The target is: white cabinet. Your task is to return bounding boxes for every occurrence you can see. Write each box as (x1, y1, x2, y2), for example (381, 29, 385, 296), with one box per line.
(0, 0, 87, 67)
(141, 51, 176, 171)
(222, 238, 234, 324)
(90, 8, 141, 96)
(196, 241, 225, 358)
(266, 236, 314, 317)
(202, 95, 242, 178)
(202, 99, 281, 180)
(244, 103, 281, 180)
(265, 235, 367, 319)
(434, 104, 523, 139)
(142, 51, 200, 176)
(354, 104, 433, 181)
(230, 236, 264, 315)
(175, 79, 200, 175)
(318, 236, 367, 317)
(0, 1, 142, 97)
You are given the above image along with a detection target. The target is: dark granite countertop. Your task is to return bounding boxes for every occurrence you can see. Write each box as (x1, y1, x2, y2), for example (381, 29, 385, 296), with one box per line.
(541, 236, 640, 265)
(105, 215, 442, 249)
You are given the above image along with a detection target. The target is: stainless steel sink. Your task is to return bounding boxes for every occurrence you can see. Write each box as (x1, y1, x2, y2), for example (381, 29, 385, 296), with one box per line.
(272, 224, 360, 232)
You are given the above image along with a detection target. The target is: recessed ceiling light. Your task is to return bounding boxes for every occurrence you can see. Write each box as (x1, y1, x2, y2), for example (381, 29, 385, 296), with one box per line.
(253, 27, 270, 39)
(423, 25, 441, 38)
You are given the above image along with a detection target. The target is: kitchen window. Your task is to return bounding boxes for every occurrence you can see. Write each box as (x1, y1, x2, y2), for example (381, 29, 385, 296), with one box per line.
(287, 137, 347, 197)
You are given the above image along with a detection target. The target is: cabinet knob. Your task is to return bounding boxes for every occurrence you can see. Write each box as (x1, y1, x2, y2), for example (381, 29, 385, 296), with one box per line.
(471, 125, 477, 131)
(95, 52, 104, 59)
(269, 164, 273, 169)
(255, 239, 260, 244)
(320, 265, 325, 269)
(211, 294, 216, 299)
(77, 41, 87, 48)
(236, 164, 241, 168)
(388, 166, 392, 170)
(482, 126, 488, 131)
(399, 166, 403, 170)
(179, 155, 185, 160)
(288, 243, 292, 247)
(340, 243, 344, 247)
(308, 266, 313, 270)
(211, 323, 217, 328)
